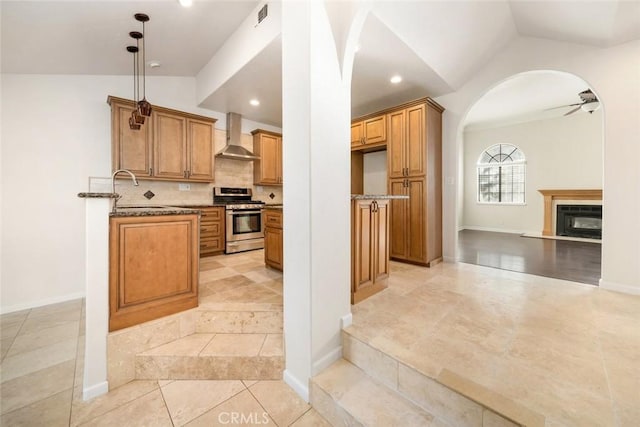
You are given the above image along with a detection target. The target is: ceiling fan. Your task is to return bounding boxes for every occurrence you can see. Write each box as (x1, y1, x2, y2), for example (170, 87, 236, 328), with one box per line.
(549, 89, 600, 116)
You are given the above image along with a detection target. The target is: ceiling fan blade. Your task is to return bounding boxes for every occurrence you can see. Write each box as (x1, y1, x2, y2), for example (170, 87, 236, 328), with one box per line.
(545, 103, 582, 111)
(563, 106, 582, 116)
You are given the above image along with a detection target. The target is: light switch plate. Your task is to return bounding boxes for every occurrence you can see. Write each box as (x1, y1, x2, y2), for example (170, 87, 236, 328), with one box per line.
(178, 183, 191, 191)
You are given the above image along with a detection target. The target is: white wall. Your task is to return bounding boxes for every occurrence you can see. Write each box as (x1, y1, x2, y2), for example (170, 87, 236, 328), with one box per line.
(0, 74, 278, 313)
(462, 111, 603, 234)
(435, 37, 640, 294)
(363, 150, 387, 194)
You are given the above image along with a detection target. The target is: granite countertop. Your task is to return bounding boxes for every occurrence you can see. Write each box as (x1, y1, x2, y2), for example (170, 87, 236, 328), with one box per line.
(109, 206, 201, 217)
(78, 192, 119, 199)
(351, 194, 410, 200)
(264, 204, 283, 209)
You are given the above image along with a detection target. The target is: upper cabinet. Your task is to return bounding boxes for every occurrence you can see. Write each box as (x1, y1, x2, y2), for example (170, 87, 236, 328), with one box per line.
(110, 100, 153, 178)
(253, 129, 282, 186)
(388, 103, 426, 178)
(351, 114, 387, 151)
(108, 96, 216, 182)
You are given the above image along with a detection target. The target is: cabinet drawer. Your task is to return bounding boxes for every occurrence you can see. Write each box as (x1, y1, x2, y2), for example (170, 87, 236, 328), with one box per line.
(264, 211, 282, 228)
(200, 208, 223, 220)
(200, 237, 223, 253)
(201, 222, 222, 237)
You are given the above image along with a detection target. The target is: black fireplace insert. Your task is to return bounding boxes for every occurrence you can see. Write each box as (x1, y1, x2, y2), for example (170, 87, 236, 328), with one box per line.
(556, 205, 602, 239)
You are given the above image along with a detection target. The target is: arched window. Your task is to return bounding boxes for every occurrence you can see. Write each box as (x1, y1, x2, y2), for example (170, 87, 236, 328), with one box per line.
(477, 143, 526, 204)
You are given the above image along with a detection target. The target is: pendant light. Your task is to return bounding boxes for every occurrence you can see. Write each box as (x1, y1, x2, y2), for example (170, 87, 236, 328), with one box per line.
(126, 13, 151, 131)
(127, 45, 141, 130)
(135, 13, 152, 117)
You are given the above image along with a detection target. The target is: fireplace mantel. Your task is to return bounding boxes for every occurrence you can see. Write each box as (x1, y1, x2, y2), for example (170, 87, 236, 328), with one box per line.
(538, 189, 603, 236)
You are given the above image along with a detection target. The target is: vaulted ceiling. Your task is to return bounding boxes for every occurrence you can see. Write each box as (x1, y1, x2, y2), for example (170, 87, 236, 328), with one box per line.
(2, 1, 639, 126)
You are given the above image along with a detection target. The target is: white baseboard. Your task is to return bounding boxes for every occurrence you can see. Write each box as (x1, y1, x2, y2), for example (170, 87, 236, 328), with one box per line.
(460, 225, 532, 235)
(283, 369, 309, 402)
(443, 256, 456, 263)
(312, 346, 342, 376)
(1, 292, 86, 314)
(341, 313, 353, 329)
(599, 279, 640, 295)
(83, 381, 109, 401)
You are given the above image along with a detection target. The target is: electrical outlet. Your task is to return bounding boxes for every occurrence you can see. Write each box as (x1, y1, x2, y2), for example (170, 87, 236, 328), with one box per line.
(178, 183, 191, 191)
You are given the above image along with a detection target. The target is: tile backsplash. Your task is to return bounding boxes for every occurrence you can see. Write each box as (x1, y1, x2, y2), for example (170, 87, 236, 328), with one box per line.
(112, 129, 282, 206)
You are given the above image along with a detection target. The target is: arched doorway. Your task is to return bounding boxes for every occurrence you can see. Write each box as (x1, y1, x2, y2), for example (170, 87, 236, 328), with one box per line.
(455, 70, 604, 285)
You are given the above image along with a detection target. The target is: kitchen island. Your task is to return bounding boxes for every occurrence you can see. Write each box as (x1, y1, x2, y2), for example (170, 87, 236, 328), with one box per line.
(351, 194, 408, 303)
(108, 206, 200, 331)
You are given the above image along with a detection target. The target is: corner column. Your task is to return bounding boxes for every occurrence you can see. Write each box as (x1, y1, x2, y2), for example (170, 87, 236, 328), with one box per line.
(281, 0, 352, 400)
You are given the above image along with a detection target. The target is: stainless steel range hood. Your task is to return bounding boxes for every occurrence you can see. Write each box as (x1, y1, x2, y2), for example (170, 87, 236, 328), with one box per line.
(215, 112, 259, 161)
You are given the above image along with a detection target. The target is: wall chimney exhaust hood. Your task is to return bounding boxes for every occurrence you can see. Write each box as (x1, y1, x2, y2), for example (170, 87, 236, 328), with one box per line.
(215, 112, 260, 161)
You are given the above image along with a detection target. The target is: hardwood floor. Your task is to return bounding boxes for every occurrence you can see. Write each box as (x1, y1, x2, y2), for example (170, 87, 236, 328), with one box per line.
(457, 229, 602, 285)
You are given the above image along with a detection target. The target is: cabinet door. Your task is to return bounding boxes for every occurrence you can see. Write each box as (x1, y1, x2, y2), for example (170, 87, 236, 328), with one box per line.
(387, 110, 405, 178)
(351, 121, 363, 148)
(112, 102, 153, 177)
(407, 177, 426, 263)
(363, 115, 386, 145)
(406, 104, 426, 177)
(154, 111, 187, 180)
(277, 137, 283, 184)
(187, 119, 214, 181)
(109, 214, 199, 331)
(352, 200, 374, 292)
(388, 178, 408, 260)
(265, 227, 283, 271)
(254, 133, 281, 185)
(373, 200, 390, 282)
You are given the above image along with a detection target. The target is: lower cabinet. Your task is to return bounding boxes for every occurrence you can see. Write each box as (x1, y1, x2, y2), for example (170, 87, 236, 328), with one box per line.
(264, 209, 283, 271)
(109, 214, 199, 331)
(352, 199, 389, 304)
(198, 207, 225, 257)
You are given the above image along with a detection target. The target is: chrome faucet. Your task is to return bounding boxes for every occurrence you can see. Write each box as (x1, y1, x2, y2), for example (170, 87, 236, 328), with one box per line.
(111, 169, 139, 212)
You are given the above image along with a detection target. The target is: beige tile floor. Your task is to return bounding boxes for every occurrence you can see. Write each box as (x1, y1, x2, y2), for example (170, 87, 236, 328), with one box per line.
(4, 250, 640, 426)
(347, 260, 640, 427)
(1, 250, 329, 426)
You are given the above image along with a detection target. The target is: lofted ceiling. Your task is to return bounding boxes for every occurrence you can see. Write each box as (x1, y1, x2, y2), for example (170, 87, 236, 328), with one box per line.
(2, 1, 639, 127)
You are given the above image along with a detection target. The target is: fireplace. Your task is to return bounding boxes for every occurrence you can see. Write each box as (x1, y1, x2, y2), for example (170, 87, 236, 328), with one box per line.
(556, 205, 602, 239)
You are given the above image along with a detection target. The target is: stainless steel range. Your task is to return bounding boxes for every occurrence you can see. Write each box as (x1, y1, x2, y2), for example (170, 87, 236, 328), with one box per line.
(214, 187, 265, 254)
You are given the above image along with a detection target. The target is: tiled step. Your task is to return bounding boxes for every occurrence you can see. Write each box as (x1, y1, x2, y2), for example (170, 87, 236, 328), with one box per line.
(135, 333, 283, 380)
(195, 305, 283, 334)
(340, 330, 545, 427)
(311, 359, 448, 426)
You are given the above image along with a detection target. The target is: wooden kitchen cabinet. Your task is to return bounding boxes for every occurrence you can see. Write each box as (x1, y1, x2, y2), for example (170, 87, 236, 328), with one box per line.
(110, 100, 153, 178)
(351, 114, 387, 151)
(153, 110, 187, 180)
(109, 214, 199, 331)
(386, 99, 443, 266)
(352, 199, 389, 304)
(253, 129, 282, 185)
(108, 96, 216, 182)
(388, 103, 426, 178)
(264, 209, 283, 271)
(198, 207, 225, 257)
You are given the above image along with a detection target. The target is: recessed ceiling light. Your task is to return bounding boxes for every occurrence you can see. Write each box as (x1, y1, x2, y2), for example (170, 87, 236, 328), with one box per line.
(390, 75, 402, 84)
(249, 99, 260, 107)
(148, 61, 161, 68)
(178, 0, 193, 7)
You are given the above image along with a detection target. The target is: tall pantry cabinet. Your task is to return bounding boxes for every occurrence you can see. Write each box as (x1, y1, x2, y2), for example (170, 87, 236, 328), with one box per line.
(386, 99, 443, 266)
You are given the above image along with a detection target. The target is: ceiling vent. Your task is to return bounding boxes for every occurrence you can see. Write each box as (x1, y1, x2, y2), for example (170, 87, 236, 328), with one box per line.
(258, 4, 268, 24)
